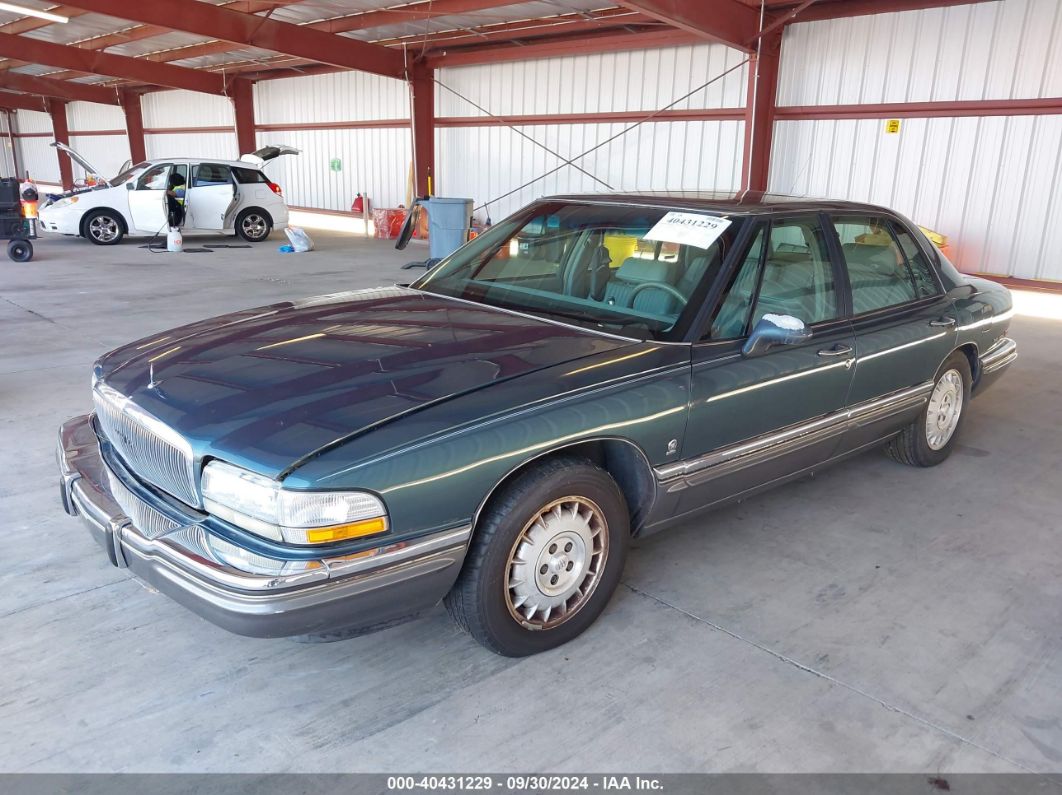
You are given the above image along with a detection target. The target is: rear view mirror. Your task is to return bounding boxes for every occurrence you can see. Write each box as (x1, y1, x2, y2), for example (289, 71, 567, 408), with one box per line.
(742, 314, 811, 357)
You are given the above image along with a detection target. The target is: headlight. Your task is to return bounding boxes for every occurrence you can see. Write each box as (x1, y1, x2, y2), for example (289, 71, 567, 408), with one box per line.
(49, 196, 79, 210)
(200, 460, 388, 545)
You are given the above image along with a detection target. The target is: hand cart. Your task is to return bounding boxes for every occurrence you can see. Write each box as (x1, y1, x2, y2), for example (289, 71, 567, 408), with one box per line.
(1, 177, 35, 262)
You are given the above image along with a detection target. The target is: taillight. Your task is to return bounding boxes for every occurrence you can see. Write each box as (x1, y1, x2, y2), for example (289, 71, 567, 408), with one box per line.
(268, 181, 283, 197)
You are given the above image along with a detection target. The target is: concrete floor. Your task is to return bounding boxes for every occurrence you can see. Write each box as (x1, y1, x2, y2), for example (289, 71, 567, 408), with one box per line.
(1, 228, 1060, 775)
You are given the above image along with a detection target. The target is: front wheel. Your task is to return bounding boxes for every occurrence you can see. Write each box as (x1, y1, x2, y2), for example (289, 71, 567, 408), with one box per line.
(235, 208, 272, 242)
(886, 351, 971, 467)
(444, 457, 629, 656)
(83, 210, 124, 245)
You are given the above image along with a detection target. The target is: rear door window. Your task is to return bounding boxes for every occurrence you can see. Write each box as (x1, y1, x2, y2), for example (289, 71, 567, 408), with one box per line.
(193, 163, 233, 188)
(832, 216, 938, 313)
(232, 166, 268, 184)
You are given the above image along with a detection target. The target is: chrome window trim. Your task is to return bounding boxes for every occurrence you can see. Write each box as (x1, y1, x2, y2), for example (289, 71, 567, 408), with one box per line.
(655, 380, 934, 488)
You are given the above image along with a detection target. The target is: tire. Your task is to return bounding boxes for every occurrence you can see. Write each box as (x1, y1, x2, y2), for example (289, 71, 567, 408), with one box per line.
(444, 457, 629, 657)
(886, 351, 972, 467)
(7, 239, 32, 262)
(82, 209, 124, 245)
(235, 208, 273, 242)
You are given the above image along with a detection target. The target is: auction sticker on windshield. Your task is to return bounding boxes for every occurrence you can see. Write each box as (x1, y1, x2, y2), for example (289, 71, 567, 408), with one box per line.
(644, 212, 732, 250)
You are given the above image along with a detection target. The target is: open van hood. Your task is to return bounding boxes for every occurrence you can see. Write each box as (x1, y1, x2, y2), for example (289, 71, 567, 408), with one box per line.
(239, 144, 300, 167)
(50, 141, 111, 186)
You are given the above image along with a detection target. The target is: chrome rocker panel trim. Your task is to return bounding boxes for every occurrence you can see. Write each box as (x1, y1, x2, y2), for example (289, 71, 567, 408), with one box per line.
(655, 380, 936, 490)
(58, 414, 471, 638)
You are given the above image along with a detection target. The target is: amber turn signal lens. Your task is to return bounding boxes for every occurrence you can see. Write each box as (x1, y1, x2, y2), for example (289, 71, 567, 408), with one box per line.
(303, 516, 387, 544)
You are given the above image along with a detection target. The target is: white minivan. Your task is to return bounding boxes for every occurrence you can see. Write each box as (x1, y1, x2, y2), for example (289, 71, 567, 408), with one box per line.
(39, 142, 298, 245)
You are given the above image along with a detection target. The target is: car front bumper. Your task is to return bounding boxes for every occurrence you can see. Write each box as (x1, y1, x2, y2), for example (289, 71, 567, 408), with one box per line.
(38, 206, 82, 235)
(57, 414, 470, 638)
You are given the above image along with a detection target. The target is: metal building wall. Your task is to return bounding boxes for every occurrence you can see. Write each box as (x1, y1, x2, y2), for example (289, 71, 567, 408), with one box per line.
(66, 101, 131, 182)
(253, 72, 411, 211)
(770, 0, 1062, 280)
(141, 90, 238, 162)
(13, 110, 59, 185)
(436, 43, 749, 221)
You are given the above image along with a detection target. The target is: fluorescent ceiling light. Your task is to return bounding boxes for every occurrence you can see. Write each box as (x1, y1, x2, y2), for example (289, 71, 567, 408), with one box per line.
(0, 2, 69, 23)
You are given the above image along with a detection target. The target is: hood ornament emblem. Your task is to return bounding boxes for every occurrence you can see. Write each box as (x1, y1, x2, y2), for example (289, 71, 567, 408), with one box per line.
(148, 361, 159, 390)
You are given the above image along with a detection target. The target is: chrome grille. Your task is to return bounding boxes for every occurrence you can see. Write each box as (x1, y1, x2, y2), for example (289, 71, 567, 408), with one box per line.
(93, 385, 198, 507)
(104, 464, 182, 540)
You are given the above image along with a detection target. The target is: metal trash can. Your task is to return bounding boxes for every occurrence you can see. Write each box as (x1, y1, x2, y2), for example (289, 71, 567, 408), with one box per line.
(423, 197, 473, 260)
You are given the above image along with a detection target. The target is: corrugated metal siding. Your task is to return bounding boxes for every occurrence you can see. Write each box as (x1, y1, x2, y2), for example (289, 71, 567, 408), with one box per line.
(145, 132, 239, 162)
(66, 101, 125, 131)
(439, 120, 745, 221)
(773, 0, 1062, 281)
(436, 44, 748, 116)
(14, 109, 52, 134)
(770, 115, 1062, 281)
(254, 71, 409, 124)
(778, 0, 1062, 105)
(255, 127, 410, 211)
(68, 134, 132, 182)
(17, 137, 60, 184)
(435, 43, 748, 221)
(142, 90, 235, 128)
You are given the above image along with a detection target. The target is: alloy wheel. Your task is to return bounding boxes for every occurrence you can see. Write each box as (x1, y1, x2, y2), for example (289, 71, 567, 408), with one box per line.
(241, 213, 267, 239)
(89, 215, 119, 243)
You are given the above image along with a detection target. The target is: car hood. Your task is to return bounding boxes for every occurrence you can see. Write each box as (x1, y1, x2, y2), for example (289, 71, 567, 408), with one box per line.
(96, 287, 634, 477)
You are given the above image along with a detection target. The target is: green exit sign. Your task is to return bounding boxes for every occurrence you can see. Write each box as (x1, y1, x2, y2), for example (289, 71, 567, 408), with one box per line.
(329, 158, 342, 172)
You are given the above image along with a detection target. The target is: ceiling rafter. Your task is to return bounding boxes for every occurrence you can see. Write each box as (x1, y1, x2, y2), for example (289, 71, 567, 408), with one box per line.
(613, 0, 763, 52)
(0, 69, 119, 103)
(57, 0, 407, 78)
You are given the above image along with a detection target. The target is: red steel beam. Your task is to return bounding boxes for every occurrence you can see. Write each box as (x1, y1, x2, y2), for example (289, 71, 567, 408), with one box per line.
(231, 78, 256, 156)
(614, 0, 761, 51)
(775, 97, 1062, 119)
(120, 89, 146, 163)
(410, 62, 434, 198)
(741, 31, 781, 193)
(426, 28, 701, 67)
(310, 0, 519, 34)
(0, 88, 47, 112)
(0, 5, 87, 34)
(0, 32, 226, 93)
(0, 70, 119, 104)
(47, 99, 74, 190)
(58, 0, 406, 78)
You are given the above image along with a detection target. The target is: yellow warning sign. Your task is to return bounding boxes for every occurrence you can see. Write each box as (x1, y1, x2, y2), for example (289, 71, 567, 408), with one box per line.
(885, 119, 902, 134)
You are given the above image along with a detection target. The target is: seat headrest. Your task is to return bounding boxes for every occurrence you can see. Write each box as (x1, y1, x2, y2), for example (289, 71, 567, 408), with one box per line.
(616, 257, 671, 284)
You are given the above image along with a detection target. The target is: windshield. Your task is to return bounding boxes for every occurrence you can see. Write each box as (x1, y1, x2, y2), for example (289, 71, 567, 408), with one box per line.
(110, 162, 150, 186)
(412, 201, 742, 341)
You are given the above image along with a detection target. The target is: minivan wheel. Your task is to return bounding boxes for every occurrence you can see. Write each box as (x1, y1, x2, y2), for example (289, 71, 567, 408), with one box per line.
(444, 457, 629, 656)
(235, 208, 272, 242)
(886, 351, 972, 467)
(83, 210, 124, 245)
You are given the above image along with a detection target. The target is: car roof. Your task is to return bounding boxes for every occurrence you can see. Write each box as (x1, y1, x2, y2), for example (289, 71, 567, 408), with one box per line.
(144, 158, 261, 169)
(543, 191, 899, 217)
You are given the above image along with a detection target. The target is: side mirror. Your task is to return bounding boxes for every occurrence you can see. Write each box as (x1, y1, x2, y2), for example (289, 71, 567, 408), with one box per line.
(742, 314, 812, 357)
(126, 183, 135, 191)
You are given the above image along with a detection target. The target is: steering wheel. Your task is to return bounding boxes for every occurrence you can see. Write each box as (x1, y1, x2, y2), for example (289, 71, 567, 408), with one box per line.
(630, 281, 689, 307)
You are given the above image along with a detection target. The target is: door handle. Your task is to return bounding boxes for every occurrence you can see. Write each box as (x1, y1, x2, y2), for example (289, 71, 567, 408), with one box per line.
(929, 316, 957, 327)
(817, 344, 853, 357)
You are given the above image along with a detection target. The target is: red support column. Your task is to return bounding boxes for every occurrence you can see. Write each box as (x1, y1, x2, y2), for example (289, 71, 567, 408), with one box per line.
(47, 98, 73, 190)
(231, 78, 257, 156)
(120, 90, 146, 165)
(410, 62, 435, 198)
(740, 31, 782, 194)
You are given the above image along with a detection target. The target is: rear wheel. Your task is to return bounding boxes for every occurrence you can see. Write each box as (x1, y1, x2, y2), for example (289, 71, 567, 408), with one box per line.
(886, 351, 971, 467)
(235, 208, 272, 242)
(83, 209, 124, 245)
(445, 457, 629, 656)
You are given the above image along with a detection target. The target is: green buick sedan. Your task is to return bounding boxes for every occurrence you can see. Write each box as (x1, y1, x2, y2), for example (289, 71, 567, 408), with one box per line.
(58, 193, 1016, 656)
